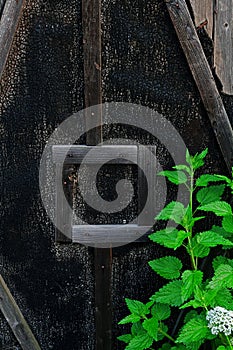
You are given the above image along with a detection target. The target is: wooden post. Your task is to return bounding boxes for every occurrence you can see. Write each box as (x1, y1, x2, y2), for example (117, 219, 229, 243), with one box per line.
(82, 1, 112, 349)
(0, 0, 25, 80)
(0, 275, 41, 350)
(165, 0, 233, 173)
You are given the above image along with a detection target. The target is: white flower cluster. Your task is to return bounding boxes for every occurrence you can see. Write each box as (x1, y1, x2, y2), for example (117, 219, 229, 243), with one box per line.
(206, 307, 233, 336)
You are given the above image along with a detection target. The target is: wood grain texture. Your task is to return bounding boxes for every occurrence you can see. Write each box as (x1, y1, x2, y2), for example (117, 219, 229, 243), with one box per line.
(0, 275, 41, 350)
(52, 145, 138, 164)
(82, 0, 102, 144)
(166, 0, 233, 172)
(190, 0, 213, 38)
(138, 146, 157, 226)
(55, 164, 72, 242)
(0, 0, 25, 80)
(214, 0, 233, 95)
(72, 225, 151, 245)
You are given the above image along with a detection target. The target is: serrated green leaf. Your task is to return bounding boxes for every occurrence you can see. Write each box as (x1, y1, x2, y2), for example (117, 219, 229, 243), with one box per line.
(173, 164, 191, 175)
(212, 256, 229, 270)
(171, 346, 186, 350)
(176, 316, 208, 344)
(196, 231, 233, 247)
(151, 280, 184, 307)
(149, 256, 182, 279)
(208, 264, 233, 289)
(184, 310, 199, 323)
(207, 288, 233, 309)
(191, 148, 208, 170)
(222, 215, 233, 233)
(149, 228, 189, 250)
(211, 225, 232, 238)
(117, 334, 133, 343)
(125, 298, 150, 317)
(198, 201, 232, 216)
(142, 316, 158, 340)
(181, 270, 203, 300)
(119, 314, 141, 324)
(186, 149, 192, 165)
(151, 303, 171, 320)
(196, 184, 225, 205)
(158, 322, 168, 341)
(158, 343, 172, 350)
(217, 347, 226, 350)
(180, 299, 203, 309)
(158, 170, 187, 185)
(196, 174, 227, 187)
(155, 201, 186, 224)
(125, 333, 153, 350)
(188, 237, 210, 258)
(131, 322, 146, 336)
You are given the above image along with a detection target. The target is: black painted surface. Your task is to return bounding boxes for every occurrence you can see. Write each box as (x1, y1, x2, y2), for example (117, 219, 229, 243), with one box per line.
(0, 0, 232, 349)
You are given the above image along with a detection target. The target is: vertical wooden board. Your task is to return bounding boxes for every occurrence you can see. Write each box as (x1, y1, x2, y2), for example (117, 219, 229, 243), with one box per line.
(82, 0, 102, 144)
(214, 0, 233, 95)
(55, 164, 72, 242)
(138, 146, 157, 227)
(0, 0, 25, 79)
(189, 0, 213, 38)
(0, 276, 41, 350)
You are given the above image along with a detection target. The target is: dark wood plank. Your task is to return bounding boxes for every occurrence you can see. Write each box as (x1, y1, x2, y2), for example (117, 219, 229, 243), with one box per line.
(166, 0, 233, 173)
(55, 164, 72, 242)
(0, 275, 41, 350)
(214, 0, 233, 95)
(52, 145, 137, 165)
(0, 0, 25, 80)
(72, 225, 151, 246)
(82, 0, 102, 145)
(138, 146, 157, 226)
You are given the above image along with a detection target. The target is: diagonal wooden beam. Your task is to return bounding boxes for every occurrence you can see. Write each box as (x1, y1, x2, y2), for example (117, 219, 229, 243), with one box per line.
(0, 0, 25, 80)
(165, 0, 233, 173)
(0, 275, 41, 350)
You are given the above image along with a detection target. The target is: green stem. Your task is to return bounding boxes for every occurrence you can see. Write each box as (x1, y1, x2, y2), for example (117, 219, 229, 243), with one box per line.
(158, 328, 175, 343)
(226, 335, 233, 350)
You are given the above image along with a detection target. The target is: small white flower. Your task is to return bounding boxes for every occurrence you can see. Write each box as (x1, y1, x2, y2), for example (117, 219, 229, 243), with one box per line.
(206, 307, 233, 336)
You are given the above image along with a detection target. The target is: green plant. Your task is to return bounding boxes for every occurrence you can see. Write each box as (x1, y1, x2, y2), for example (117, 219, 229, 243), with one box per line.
(118, 149, 233, 350)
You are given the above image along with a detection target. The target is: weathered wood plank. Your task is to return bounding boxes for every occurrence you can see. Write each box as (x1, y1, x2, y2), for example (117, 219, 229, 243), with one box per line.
(55, 164, 72, 242)
(72, 225, 151, 245)
(0, 275, 41, 350)
(0, 0, 25, 80)
(138, 146, 157, 226)
(0, 0, 6, 16)
(82, 0, 102, 145)
(214, 0, 233, 95)
(166, 0, 233, 173)
(189, 0, 213, 38)
(52, 145, 138, 164)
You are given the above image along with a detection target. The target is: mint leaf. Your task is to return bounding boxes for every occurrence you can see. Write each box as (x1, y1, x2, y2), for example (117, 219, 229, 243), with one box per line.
(186, 149, 192, 165)
(149, 228, 189, 249)
(173, 164, 191, 175)
(158, 170, 187, 184)
(151, 280, 184, 307)
(196, 174, 227, 187)
(176, 315, 208, 344)
(158, 344, 172, 350)
(188, 237, 210, 258)
(155, 201, 185, 224)
(208, 264, 233, 289)
(142, 316, 158, 340)
(125, 299, 150, 317)
(151, 303, 171, 320)
(184, 310, 199, 323)
(149, 256, 182, 279)
(131, 322, 146, 336)
(191, 148, 208, 170)
(125, 333, 153, 350)
(196, 231, 233, 247)
(196, 185, 225, 205)
(222, 215, 233, 233)
(198, 201, 232, 216)
(181, 270, 203, 300)
(212, 256, 233, 270)
(117, 334, 133, 343)
(119, 314, 141, 324)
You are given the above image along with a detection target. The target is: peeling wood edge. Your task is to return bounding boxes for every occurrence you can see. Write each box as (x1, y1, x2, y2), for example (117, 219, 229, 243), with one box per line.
(166, 0, 233, 173)
(0, 0, 25, 80)
(0, 275, 41, 350)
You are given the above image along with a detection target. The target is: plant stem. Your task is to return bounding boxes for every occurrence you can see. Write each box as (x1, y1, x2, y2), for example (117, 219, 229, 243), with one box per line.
(158, 328, 175, 343)
(226, 335, 233, 350)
